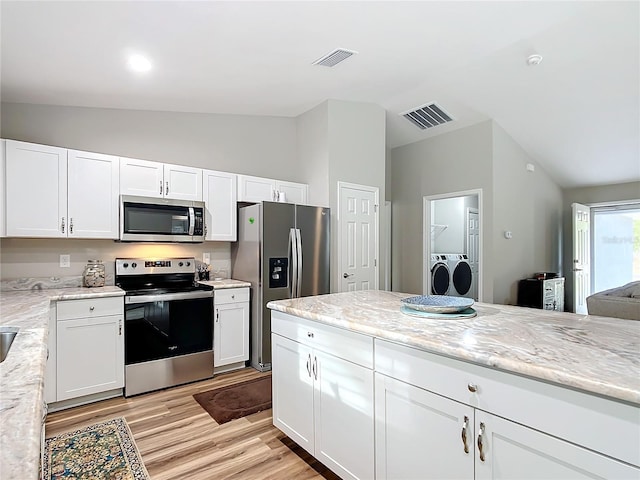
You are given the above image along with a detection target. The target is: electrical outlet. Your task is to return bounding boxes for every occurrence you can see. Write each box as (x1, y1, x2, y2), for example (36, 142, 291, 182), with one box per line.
(202, 253, 211, 265)
(60, 254, 70, 268)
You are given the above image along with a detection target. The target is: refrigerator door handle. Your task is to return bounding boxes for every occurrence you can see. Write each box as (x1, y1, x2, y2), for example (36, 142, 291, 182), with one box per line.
(296, 228, 303, 298)
(289, 228, 298, 298)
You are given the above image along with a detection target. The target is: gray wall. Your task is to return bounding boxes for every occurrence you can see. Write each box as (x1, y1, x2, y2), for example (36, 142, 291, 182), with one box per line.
(492, 123, 563, 304)
(390, 121, 494, 298)
(1, 102, 298, 178)
(297, 100, 386, 291)
(389, 120, 564, 305)
(296, 102, 329, 207)
(562, 181, 640, 311)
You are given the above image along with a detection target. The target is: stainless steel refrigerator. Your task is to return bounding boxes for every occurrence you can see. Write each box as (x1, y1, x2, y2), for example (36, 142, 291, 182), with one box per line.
(231, 201, 330, 371)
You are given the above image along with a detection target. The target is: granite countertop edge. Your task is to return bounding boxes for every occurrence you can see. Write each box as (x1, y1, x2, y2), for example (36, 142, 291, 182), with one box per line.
(0, 286, 125, 480)
(267, 291, 640, 406)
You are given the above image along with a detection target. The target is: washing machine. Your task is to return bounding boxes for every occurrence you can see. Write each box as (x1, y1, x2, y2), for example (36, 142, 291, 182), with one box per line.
(430, 254, 450, 295)
(445, 254, 472, 297)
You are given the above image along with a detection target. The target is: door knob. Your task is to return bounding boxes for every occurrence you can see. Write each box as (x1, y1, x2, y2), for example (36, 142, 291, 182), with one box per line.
(343, 273, 353, 278)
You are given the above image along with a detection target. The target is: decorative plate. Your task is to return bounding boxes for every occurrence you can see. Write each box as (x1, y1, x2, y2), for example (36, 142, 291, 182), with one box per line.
(401, 295, 474, 313)
(401, 305, 477, 319)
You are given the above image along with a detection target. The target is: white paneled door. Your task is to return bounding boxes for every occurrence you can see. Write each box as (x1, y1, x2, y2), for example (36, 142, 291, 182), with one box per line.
(338, 182, 378, 292)
(572, 203, 591, 314)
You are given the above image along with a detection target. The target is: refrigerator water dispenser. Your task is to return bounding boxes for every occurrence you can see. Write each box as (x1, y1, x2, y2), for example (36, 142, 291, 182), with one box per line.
(269, 257, 289, 288)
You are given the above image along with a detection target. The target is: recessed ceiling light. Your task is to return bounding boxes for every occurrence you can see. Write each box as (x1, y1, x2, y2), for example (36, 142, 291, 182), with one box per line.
(128, 54, 152, 73)
(526, 54, 543, 66)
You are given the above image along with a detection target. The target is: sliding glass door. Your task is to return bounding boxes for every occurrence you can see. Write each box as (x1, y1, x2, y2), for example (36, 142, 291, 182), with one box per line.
(592, 203, 640, 293)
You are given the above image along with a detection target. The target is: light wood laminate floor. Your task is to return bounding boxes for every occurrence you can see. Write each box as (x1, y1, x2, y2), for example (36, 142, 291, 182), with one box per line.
(45, 368, 339, 480)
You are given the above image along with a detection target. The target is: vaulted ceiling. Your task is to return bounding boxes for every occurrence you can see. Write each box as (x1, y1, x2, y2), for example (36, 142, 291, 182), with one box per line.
(1, 1, 638, 188)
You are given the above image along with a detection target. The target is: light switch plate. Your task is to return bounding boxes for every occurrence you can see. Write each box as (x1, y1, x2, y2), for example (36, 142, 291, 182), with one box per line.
(202, 253, 211, 265)
(60, 254, 70, 268)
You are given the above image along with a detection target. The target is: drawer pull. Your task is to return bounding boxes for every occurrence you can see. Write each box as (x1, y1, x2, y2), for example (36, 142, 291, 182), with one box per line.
(477, 422, 486, 462)
(467, 383, 478, 393)
(461, 415, 470, 454)
(307, 332, 314, 338)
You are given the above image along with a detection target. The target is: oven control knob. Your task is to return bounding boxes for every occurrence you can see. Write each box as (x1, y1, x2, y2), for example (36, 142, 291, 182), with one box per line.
(186, 261, 191, 267)
(123, 263, 129, 268)
(179, 262, 184, 267)
(131, 262, 137, 268)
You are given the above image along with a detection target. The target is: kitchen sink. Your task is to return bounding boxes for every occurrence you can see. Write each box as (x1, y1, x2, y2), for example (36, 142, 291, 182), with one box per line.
(0, 327, 19, 363)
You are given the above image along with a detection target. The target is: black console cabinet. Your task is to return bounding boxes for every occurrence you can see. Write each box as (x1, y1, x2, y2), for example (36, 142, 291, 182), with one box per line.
(517, 277, 565, 311)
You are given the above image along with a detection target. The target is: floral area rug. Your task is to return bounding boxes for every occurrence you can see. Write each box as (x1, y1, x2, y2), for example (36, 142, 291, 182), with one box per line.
(42, 417, 149, 480)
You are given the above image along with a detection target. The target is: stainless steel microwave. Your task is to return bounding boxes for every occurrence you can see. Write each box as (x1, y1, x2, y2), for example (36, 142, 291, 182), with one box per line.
(120, 195, 205, 243)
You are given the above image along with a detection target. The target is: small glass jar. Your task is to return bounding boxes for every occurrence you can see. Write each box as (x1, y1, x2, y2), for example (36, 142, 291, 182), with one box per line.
(83, 260, 105, 287)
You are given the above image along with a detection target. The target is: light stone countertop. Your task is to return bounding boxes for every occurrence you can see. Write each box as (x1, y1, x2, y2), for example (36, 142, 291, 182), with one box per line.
(199, 279, 251, 289)
(267, 290, 640, 405)
(0, 286, 125, 480)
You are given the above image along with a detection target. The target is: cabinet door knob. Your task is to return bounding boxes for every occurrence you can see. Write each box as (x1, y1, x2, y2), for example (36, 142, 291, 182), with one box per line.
(306, 353, 312, 378)
(89, 306, 95, 311)
(61, 217, 65, 234)
(307, 332, 314, 338)
(160, 180, 163, 195)
(166, 181, 169, 195)
(468, 383, 478, 393)
(312, 356, 318, 380)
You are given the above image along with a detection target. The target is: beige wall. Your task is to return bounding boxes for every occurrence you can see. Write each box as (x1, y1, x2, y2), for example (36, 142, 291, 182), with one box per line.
(390, 121, 494, 298)
(562, 181, 640, 311)
(0, 238, 230, 281)
(492, 123, 563, 304)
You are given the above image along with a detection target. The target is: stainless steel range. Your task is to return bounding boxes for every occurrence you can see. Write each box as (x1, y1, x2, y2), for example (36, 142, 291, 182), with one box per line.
(116, 257, 214, 396)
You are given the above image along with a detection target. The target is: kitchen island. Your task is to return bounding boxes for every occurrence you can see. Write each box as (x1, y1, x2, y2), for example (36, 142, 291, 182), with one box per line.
(267, 290, 640, 480)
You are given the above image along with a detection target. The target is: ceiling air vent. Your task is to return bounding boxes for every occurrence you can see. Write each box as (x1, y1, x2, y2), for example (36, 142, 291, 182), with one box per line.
(401, 102, 454, 130)
(312, 48, 358, 67)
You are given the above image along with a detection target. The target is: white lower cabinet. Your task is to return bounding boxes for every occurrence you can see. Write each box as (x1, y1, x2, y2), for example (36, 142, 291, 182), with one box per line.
(375, 373, 474, 480)
(271, 311, 374, 480)
(375, 339, 639, 480)
(55, 297, 124, 402)
(214, 287, 249, 370)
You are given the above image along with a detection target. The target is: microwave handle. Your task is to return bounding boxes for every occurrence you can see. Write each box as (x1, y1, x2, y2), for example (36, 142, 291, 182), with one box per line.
(188, 207, 195, 235)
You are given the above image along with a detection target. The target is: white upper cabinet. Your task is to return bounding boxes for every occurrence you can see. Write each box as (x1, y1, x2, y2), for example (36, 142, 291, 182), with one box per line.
(237, 174, 308, 204)
(120, 157, 202, 201)
(164, 163, 202, 201)
(6, 140, 68, 237)
(202, 169, 237, 241)
(5, 141, 120, 239)
(237, 174, 276, 203)
(275, 180, 308, 204)
(67, 150, 120, 239)
(119, 157, 164, 198)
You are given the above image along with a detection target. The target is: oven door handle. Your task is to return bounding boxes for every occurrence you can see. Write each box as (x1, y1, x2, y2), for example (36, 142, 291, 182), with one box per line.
(125, 290, 213, 304)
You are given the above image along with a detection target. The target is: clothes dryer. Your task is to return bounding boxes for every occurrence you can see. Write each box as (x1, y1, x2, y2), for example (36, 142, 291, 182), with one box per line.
(445, 254, 472, 297)
(430, 254, 450, 295)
